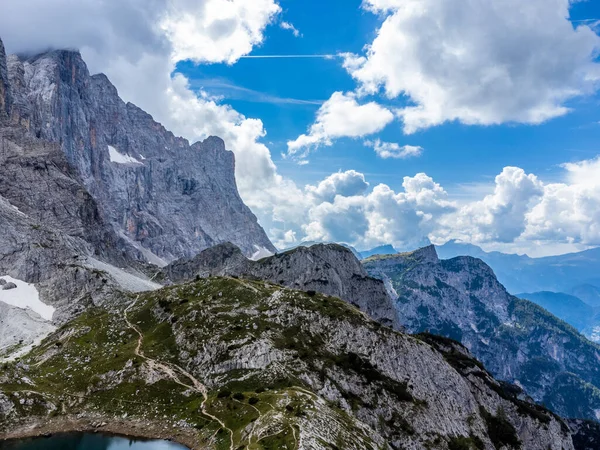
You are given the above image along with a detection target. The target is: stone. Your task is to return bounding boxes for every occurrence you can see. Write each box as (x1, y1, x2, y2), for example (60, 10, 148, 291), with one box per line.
(1, 282, 16, 290)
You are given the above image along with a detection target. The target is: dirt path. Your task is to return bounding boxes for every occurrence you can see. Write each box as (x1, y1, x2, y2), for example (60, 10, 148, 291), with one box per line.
(124, 291, 235, 450)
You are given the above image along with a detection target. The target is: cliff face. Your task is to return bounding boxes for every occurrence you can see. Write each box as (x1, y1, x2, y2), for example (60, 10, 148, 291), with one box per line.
(0, 39, 10, 117)
(163, 242, 401, 328)
(4, 46, 275, 262)
(364, 246, 600, 421)
(0, 277, 575, 449)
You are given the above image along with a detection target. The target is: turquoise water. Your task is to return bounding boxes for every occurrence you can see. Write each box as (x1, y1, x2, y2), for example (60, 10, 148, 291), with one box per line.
(0, 433, 188, 450)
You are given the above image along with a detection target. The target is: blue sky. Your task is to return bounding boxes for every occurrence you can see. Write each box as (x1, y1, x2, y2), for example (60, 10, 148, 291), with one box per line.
(4, 0, 600, 256)
(176, 0, 600, 198)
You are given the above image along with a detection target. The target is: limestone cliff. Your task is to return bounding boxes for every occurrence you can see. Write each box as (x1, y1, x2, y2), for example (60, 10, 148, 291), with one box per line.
(4, 43, 275, 262)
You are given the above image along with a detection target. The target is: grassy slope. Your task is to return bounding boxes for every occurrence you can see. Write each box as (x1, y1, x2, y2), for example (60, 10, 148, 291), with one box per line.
(0, 278, 382, 450)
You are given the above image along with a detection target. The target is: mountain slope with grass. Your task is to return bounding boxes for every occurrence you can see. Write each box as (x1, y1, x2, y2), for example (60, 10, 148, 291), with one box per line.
(0, 277, 573, 450)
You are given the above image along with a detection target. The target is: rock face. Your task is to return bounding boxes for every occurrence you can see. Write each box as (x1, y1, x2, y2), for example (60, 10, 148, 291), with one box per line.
(4, 44, 274, 262)
(0, 38, 169, 356)
(364, 246, 600, 421)
(163, 242, 400, 328)
(0, 39, 10, 117)
(0, 277, 575, 449)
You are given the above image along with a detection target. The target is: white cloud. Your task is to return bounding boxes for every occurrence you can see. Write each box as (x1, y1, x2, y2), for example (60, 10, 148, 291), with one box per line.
(347, 0, 600, 133)
(280, 21, 301, 37)
(364, 139, 423, 159)
(524, 157, 600, 246)
(276, 156, 600, 254)
(287, 91, 394, 158)
(455, 167, 543, 243)
(161, 0, 281, 64)
(306, 170, 370, 203)
(303, 172, 455, 250)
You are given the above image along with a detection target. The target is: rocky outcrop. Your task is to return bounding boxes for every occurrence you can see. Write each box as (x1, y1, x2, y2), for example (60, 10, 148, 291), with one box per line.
(0, 277, 575, 449)
(364, 246, 600, 421)
(3, 44, 274, 262)
(0, 39, 10, 118)
(163, 242, 400, 328)
(568, 419, 600, 450)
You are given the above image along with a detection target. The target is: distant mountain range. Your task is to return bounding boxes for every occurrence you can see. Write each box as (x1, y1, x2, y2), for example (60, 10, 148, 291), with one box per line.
(436, 240, 600, 297)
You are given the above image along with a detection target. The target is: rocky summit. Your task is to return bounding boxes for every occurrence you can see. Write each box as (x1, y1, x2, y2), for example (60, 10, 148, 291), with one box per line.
(0, 36, 275, 358)
(162, 242, 400, 328)
(364, 246, 600, 422)
(4, 44, 274, 263)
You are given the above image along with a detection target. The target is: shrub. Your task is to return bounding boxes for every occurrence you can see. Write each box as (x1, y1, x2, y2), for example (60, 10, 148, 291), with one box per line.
(217, 390, 232, 398)
(233, 392, 245, 401)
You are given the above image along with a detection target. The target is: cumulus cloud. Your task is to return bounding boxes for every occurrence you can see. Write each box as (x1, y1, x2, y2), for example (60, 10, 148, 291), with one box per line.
(347, 0, 600, 133)
(455, 167, 543, 243)
(364, 139, 423, 159)
(524, 157, 600, 246)
(287, 91, 394, 158)
(161, 0, 281, 64)
(303, 172, 455, 250)
(275, 156, 600, 254)
(305, 170, 369, 203)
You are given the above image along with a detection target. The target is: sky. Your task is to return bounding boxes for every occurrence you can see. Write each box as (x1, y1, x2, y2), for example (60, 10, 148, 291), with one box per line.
(1, 0, 600, 257)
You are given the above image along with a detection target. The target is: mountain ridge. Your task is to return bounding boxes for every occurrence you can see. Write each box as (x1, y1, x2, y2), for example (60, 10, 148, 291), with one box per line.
(364, 245, 600, 421)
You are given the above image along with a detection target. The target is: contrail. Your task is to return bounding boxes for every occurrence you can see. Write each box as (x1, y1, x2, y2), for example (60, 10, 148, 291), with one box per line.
(570, 18, 599, 23)
(239, 54, 340, 59)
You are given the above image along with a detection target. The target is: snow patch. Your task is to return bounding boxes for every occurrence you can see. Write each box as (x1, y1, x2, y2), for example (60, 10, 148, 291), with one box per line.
(108, 145, 143, 165)
(0, 276, 55, 320)
(250, 246, 274, 261)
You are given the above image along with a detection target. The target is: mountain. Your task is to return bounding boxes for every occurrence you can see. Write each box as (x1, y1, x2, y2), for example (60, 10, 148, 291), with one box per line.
(0, 36, 277, 359)
(570, 284, 600, 308)
(436, 240, 600, 296)
(163, 242, 400, 328)
(517, 292, 595, 335)
(359, 244, 397, 259)
(282, 240, 362, 259)
(0, 277, 574, 449)
(4, 42, 274, 263)
(364, 246, 600, 421)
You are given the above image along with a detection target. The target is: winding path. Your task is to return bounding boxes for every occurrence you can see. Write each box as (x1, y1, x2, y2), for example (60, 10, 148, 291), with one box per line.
(124, 292, 235, 450)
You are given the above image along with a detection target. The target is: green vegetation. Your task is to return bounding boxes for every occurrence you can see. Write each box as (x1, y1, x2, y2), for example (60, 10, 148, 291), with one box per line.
(448, 435, 484, 450)
(480, 407, 521, 449)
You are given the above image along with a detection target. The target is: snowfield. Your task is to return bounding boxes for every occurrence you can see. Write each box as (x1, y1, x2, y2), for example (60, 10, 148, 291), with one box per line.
(0, 276, 55, 321)
(108, 145, 143, 165)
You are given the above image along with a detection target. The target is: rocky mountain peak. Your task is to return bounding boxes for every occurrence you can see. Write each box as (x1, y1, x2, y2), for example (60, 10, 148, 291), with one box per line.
(407, 244, 439, 264)
(365, 247, 600, 422)
(1, 39, 276, 262)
